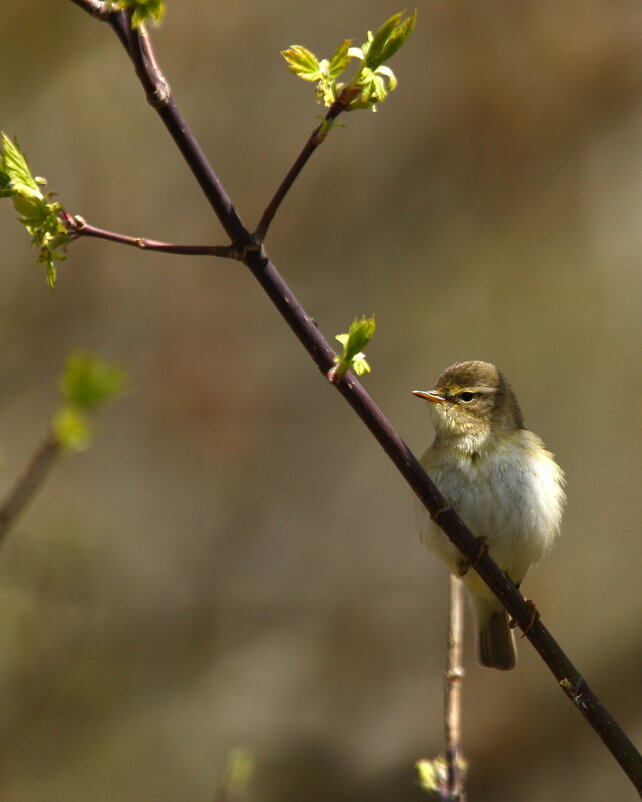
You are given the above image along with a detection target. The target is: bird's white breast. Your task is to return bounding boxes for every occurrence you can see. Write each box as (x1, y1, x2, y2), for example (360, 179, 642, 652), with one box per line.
(418, 429, 564, 601)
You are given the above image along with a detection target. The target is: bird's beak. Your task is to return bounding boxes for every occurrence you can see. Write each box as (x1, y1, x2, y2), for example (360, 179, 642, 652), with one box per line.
(412, 389, 448, 405)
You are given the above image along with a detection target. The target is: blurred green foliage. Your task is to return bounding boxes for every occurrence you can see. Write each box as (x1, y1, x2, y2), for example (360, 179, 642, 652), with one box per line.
(54, 353, 126, 450)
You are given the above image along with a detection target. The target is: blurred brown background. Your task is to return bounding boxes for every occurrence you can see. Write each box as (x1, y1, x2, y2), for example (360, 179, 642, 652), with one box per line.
(0, 1, 641, 800)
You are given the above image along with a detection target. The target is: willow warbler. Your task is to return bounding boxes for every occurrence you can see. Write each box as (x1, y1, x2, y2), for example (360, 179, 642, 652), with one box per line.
(414, 361, 565, 670)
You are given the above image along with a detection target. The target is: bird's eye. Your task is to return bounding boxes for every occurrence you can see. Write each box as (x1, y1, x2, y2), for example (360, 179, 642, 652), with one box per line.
(458, 392, 475, 402)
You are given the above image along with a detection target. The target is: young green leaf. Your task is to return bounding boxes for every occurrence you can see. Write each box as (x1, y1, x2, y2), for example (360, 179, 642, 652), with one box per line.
(328, 39, 352, 78)
(328, 316, 375, 383)
(0, 132, 70, 287)
(350, 65, 398, 109)
(281, 46, 322, 82)
(363, 10, 417, 71)
(0, 133, 40, 198)
(339, 316, 376, 361)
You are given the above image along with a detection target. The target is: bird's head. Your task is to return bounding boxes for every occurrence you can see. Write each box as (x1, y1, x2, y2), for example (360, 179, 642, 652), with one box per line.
(413, 361, 523, 446)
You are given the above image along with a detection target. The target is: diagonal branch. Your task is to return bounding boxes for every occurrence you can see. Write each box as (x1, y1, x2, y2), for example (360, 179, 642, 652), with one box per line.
(68, 5, 642, 792)
(253, 90, 357, 242)
(253, 113, 335, 242)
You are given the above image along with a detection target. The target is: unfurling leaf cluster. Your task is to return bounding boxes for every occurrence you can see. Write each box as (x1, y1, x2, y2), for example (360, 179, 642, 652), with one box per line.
(0, 132, 70, 288)
(281, 10, 416, 113)
(328, 316, 376, 383)
(105, 0, 165, 27)
(53, 354, 127, 451)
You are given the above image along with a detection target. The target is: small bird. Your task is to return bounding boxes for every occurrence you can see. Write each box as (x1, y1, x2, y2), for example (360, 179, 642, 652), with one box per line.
(414, 361, 565, 670)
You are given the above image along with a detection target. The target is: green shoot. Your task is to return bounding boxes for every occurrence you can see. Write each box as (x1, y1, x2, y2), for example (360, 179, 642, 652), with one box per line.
(328, 316, 376, 383)
(0, 132, 70, 288)
(282, 10, 416, 113)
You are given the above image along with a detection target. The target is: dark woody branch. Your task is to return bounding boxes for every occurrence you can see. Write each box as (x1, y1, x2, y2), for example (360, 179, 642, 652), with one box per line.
(107, 13, 253, 249)
(69, 4, 642, 792)
(253, 110, 336, 242)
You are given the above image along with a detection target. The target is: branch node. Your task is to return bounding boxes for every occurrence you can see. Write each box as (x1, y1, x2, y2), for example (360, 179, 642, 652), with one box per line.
(61, 213, 85, 241)
(229, 239, 262, 262)
(252, 227, 267, 245)
(446, 667, 465, 681)
(146, 73, 171, 108)
(431, 504, 453, 523)
(326, 365, 343, 384)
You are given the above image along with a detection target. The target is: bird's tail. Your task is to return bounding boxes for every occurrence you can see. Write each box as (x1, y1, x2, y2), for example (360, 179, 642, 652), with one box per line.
(472, 598, 516, 670)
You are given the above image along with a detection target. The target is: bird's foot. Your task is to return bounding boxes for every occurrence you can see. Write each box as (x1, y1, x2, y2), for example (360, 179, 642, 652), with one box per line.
(457, 536, 488, 576)
(509, 599, 540, 636)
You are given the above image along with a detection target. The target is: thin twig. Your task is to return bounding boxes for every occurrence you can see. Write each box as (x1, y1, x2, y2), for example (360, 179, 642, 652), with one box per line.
(421, 576, 466, 800)
(125, 16, 171, 108)
(67, 6, 642, 791)
(66, 215, 234, 258)
(0, 430, 61, 546)
(444, 575, 466, 801)
(253, 96, 351, 242)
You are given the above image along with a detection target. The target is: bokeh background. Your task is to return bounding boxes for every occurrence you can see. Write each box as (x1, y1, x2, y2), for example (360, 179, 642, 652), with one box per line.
(0, 1, 641, 800)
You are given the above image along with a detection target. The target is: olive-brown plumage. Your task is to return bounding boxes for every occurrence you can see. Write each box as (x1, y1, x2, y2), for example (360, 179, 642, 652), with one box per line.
(414, 361, 565, 670)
